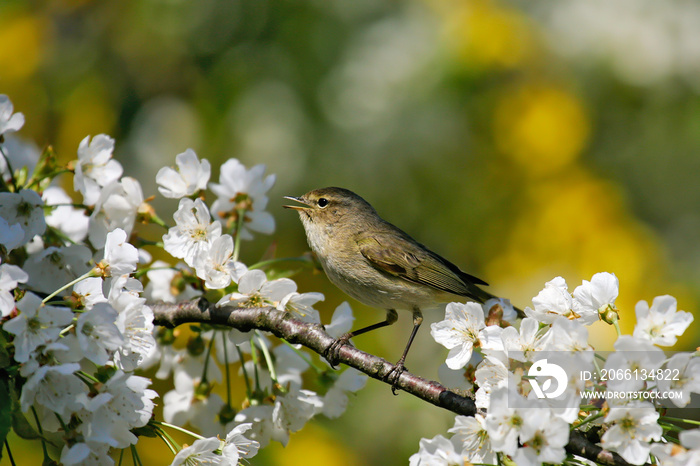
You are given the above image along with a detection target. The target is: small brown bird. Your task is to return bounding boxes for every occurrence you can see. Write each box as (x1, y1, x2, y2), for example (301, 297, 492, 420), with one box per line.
(284, 187, 520, 392)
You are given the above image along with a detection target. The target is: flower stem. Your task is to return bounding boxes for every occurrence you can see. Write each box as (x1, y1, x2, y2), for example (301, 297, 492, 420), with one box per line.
(280, 338, 324, 374)
(154, 421, 205, 441)
(77, 370, 101, 385)
(573, 411, 605, 431)
(26, 169, 73, 190)
(4, 439, 16, 466)
(149, 213, 170, 230)
(30, 407, 49, 463)
(232, 209, 245, 262)
(200, 333, 216, 385)
(222, 332, 232, 406)
(256, 331, 278, 384)
(249, 257, 314, 270)
(0, 144, 17, 191)
(130, 444, 143, 466)
(154, 426, 180, 453)
(42, 269, 98, 304)
(661, 416, 700, 426)
(237, 345, 253, 400)
(249, 339, 262, 393)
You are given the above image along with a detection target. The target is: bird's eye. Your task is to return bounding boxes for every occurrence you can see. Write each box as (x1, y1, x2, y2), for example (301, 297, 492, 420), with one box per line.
(318, 198, 329, 208)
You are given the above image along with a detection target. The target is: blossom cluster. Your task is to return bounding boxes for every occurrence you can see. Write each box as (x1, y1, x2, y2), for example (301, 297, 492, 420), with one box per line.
(0, 94, 366, 464)
(414, 273, 699, 466)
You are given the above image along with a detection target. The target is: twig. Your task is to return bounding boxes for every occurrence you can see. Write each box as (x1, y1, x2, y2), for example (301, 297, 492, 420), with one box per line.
(150, 298, 635, 466)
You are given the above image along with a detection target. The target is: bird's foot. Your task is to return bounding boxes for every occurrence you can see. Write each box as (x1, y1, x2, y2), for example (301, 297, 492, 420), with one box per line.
(385, 358, 407, 395)
(324, 334, 352, 369)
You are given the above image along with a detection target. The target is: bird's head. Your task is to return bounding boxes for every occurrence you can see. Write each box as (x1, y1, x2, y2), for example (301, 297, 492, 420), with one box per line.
(283, 187, 376, 229)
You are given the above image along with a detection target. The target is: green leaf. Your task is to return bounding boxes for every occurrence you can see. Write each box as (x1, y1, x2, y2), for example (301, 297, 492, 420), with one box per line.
(11, 405, 39, 440)
(0, 380, 12, 454)
(0, 342, 11, 369)
(132, 425, 158, 438)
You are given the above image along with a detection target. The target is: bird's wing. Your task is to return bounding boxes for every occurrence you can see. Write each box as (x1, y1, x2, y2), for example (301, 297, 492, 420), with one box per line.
(356, 232, 489, 300)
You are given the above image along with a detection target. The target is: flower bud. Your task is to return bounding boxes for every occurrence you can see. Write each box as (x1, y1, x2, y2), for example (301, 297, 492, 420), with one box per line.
(599, 303, 619, 325)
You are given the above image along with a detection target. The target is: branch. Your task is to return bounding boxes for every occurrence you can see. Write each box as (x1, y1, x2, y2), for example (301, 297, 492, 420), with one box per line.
(151, 298, 634, 466)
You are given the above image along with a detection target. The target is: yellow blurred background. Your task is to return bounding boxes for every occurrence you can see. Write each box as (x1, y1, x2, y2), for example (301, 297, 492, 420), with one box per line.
(2, 0, 699, 464)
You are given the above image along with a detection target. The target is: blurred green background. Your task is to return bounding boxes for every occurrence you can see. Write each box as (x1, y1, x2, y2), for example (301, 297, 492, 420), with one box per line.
(3, 0, 699, 464)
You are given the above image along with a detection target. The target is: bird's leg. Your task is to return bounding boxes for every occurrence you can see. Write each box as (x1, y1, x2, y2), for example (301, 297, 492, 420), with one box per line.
(324, 309, 398, 369)
(386, 307, 423, 395)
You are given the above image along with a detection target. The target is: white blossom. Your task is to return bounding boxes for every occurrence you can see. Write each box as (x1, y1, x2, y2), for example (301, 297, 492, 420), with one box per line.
(163, 352, 223, 425)
(500, 317, 551, 362)
(430, 302, 486, 370)
(163, 197, 221, 267)
(23, 244, 91, 294)
(81, 371, 157, 449)
(546, 317, 593, 355)
(273, 344, 309, 389)
(512, 410, 569, 466)
(43, 186, 89, 243)
(3, 292, 73, 363)
(143, 261, 198, 303)
(633, 295, 693, 346)
(0, 189, 46, 247)
(271, 388, 323, 446)
(526, 276, 574, 323)
(194, 234, 246, 289)
(19, 337, 82, 378)
(408, 434, 463, 466)
(0, 135, 40, 183)
(73, 277, 107, 309)
(573, 272, 619, 325)
(0, 94, 24, 136)
(222, 423, 260, 462)
(0, 216, 24, 252)
(109, 277, 156, 371)
(484, 387, 539, 456)
(324, 301, 355, 338)
(209, 158, 276, 239)
(60, 443, 91, 466)
(438, 361, 477, 392)
(602, 401, 662, 465)
(76, 303, 124, 365)
(449, 414, 496, 464)
(217, 270, 296, 309)
(156, 148, 211, 199)
(605, 336, 666, 392)
(322, 368, 367, 419)
(99, 228, 139, 277)
(19, 363, 88, 417)
(0, 263, 28, 317)
(88, 177, 143, 248)
(474, 355, 510, 409)
(73, 134, 123, 205)
(655, 353, 700, 407)
(234, 405, 286, 449)
(277, 288, 324, 322)
(186, 393, 228, 438)
(171, 437, 224, 466)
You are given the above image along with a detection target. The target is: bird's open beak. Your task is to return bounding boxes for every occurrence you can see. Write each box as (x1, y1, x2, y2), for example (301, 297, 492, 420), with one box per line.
(283, 196, 311, 211)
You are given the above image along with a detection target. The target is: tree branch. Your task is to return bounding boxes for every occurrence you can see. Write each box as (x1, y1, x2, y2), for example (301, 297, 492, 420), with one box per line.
(151, 298, 634, 466)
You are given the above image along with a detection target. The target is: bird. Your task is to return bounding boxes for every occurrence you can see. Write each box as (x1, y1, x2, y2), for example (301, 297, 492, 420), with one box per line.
(284, 187, 521, 393)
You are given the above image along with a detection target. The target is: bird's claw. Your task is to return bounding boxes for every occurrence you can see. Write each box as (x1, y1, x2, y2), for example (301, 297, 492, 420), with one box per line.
(385, 361, 407, 395)
(324, 335, 352, 369)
